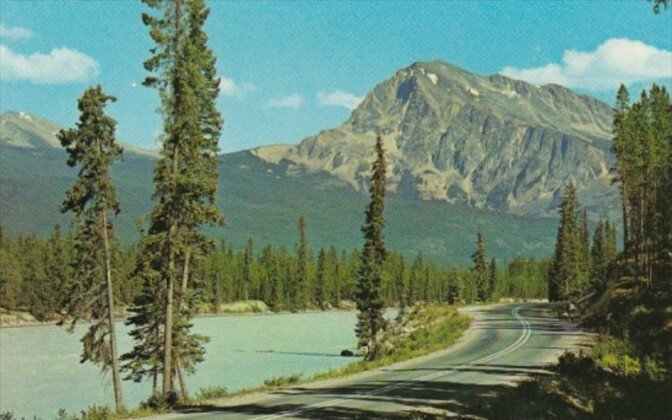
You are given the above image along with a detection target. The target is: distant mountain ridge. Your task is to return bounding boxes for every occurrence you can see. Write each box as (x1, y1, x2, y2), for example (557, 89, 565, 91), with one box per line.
(0, 110, 159, 158)
(0, 109, 560, 264)
(253, 60, 618, 218)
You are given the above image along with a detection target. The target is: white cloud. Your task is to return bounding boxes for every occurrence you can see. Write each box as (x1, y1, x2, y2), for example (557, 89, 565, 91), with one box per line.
(265, 93, 305, 109)
(0, 24, 34, 41)
(500, 38, 672, 91)
(0, 44, 99, 84)
(219, 76, 255, 99)
(316, 90, 363, 110)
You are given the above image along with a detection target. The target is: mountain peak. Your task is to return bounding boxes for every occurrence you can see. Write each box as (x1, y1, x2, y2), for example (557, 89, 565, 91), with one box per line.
(255, 60, 618, 218)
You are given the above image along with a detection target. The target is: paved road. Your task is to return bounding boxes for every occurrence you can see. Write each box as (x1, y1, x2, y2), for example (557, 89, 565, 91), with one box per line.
(158, 303, 590, 419)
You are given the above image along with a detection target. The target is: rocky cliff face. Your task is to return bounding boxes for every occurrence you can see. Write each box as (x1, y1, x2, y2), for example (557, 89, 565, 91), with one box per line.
(253, 61, 618, 217)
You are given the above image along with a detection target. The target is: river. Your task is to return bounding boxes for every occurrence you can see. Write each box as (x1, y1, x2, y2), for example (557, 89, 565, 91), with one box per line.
(0, 311, 365, 419)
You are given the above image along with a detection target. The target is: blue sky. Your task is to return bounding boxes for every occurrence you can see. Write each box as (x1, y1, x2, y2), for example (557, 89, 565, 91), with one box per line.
(1, 1, 670, 152)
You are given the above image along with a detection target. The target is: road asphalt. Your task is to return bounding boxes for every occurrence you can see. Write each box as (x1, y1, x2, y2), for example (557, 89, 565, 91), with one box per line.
(155, 303, 591, 419)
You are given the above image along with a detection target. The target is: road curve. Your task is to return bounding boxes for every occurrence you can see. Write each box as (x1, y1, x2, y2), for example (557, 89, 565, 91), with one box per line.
(157, 303, 590, 419)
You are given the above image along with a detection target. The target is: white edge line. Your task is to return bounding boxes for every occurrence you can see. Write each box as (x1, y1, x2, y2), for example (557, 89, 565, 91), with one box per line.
(254, 306, 532, 420)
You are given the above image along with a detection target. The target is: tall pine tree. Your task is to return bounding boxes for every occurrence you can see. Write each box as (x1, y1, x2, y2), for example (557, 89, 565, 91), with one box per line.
(355, 134, 388, 359)
(471, 231, 489, 302)
(58, 85, 125, 411)
(126, 0, 224, 397)
(549, 181, 588, 301)
(295, 216, 308, 308)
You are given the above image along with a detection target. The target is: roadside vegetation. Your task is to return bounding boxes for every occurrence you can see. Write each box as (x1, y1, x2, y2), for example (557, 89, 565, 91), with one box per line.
(471, 335, 670, 419)
(476, 64, 672, 419)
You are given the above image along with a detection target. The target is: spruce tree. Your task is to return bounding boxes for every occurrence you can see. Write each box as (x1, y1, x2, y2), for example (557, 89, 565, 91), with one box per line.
(488, 258, 497, 300)
(409, 253, 424, 303)
(243, 238, 253, 301)
(41, 225, 71, 317)
(395, 256, 407, 312)
(590, 220, 606, 291)
(127, 0, 224, 397)
(315, 248, 328, 309)
(58, 85, 124, 411)
(471, 231, 489, 301)
(613, 84, 631, 248)
(549, 181, 586, 300)
(446, 272, 460, 304)
(295, 216, 308, 308)
(328, 246, 341, 304)
(355, 134, 388, 358)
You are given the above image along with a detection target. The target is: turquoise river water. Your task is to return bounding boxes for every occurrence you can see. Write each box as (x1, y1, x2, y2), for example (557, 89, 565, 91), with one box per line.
(0, 311, 366, 419)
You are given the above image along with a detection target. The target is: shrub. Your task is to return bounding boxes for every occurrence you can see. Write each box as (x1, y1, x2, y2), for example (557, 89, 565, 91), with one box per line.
(263, 373, 302, 388)
(140, 392, 179, 411)
(79, 405, 113, 420)
(196, 385, 228, 400)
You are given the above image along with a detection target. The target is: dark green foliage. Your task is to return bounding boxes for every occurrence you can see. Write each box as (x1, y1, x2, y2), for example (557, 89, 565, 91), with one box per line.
(589, 220, 617, 293)
(500, 257, 550, 299)
(470, 231, 491, 302)
(575, 82, 671, 393)
(243, 238, 253, 301)
(127, 0, 224, 396)
(355, 134, 388, 355)
(548, 181, 590, 301)
(487, 258, 497, 301)
(294, 216, 309, 309)
(611, 85, 672, 288)
(1, 227, 552, 319)
(57, 85, 125, 411)
(314, 248, 328, 309)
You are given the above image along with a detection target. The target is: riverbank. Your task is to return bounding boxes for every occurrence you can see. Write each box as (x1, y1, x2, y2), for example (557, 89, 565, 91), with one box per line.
(0, 300, 360, 328)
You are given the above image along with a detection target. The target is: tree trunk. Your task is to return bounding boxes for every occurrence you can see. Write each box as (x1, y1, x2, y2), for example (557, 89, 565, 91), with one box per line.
(152, 322, 159, 395)
(176, 358, 189, 399)
(173, 246, 191, 398)
(101, 210, 124, 411)
(622, 182, 629, 250)
(163, 228, 177, 395)
(163, 0, 183, 395)
(180, 247, 191, 298)
(152, 366, 158, 395)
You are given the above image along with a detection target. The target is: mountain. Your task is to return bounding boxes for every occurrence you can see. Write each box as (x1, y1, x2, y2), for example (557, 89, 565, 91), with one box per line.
(0, 111, 158, 158)
(0, 110, 559, 264)
(253, 61, 618, 218)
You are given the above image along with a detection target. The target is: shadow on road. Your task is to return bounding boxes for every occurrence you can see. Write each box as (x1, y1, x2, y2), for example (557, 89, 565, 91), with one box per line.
(174, 304, 589, 419)
(179, 376, 582, 419)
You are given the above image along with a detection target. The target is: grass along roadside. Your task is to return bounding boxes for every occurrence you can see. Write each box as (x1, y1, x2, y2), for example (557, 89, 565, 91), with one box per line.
(175, 304, 470, 414)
